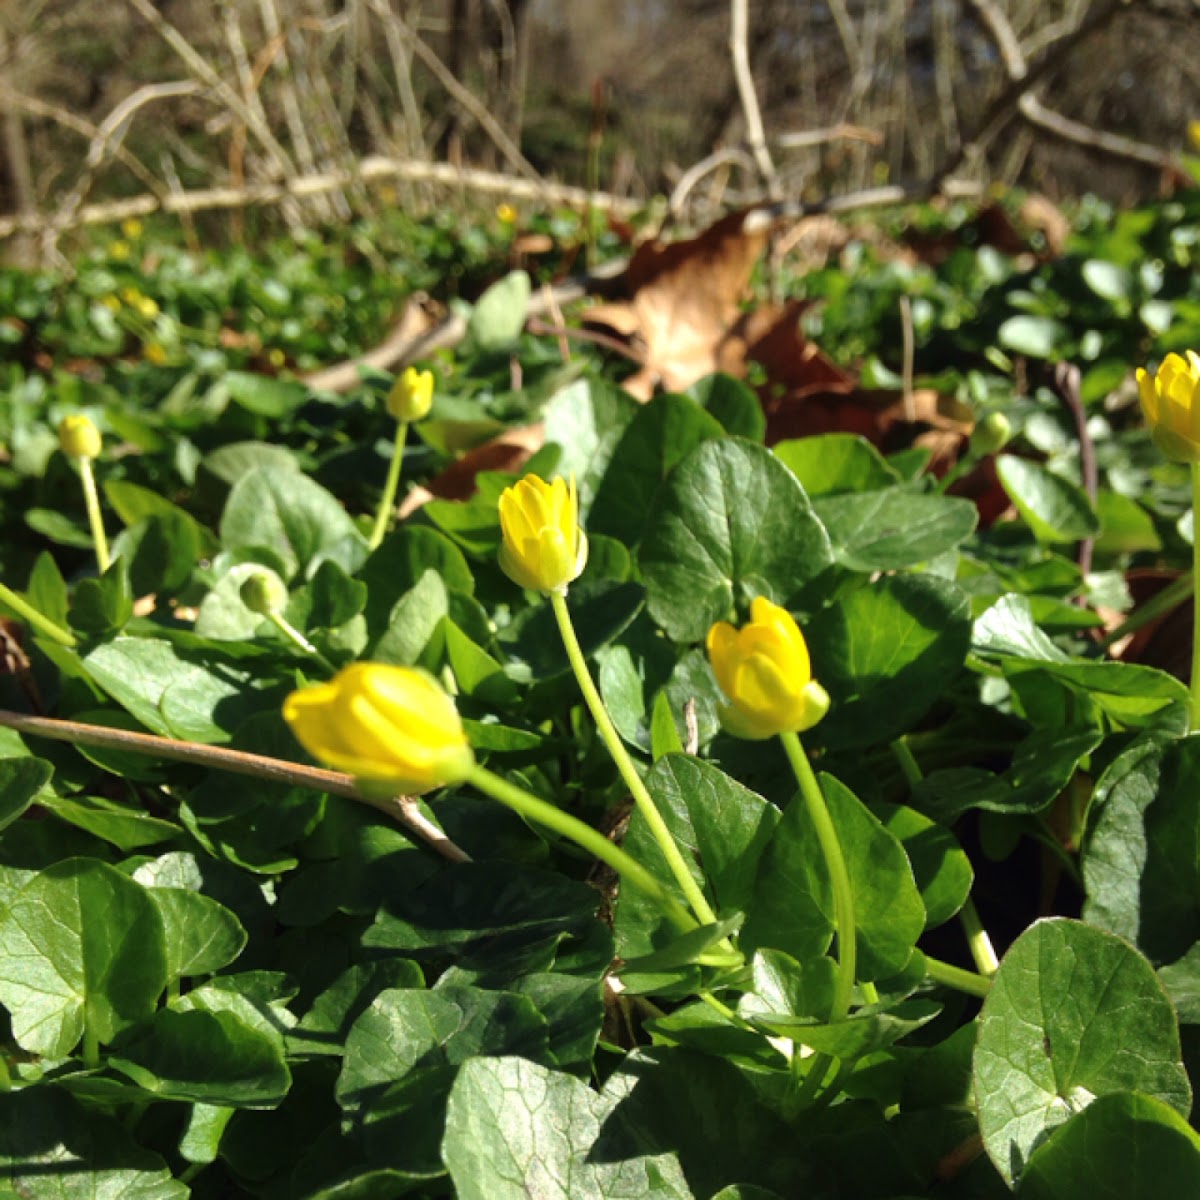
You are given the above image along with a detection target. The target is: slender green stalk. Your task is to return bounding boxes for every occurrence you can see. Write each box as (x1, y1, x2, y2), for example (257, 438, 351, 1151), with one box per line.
(889, 738, 999, 975)
(82, 1021, 100, 1070)
(780, 730, 856, 1022)
(1096, 571, 1192, 651)
(368, 420, 409, 551)
(265, 611, 337, 675)
(0, 582, 76, 647)
(1191, 462, 1200, 732)
(549, 591, 719, 929)
(467, 763, 697, 933)
(924, 954, 992, 998)
(78, 457, 110, 573)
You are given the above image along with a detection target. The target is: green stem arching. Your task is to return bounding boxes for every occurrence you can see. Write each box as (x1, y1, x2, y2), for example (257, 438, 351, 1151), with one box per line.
(0, 582, 76, 647)
(924, 954, 992, 998)
(266, 611, 337, 676)
(368, 419, 409, 551)
(549, 591, 721, 929)
(467, 763, 697, 933)
(1191, 462, 1200, 732)
(780, 730, 856, 1022)
(78, 457, 110, 573)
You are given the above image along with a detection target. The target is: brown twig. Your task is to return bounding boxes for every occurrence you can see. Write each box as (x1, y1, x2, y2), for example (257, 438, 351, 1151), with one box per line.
(0, 708, 471, 863)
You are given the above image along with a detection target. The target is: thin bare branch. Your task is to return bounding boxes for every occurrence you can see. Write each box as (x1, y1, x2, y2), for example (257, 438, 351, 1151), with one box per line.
(729, 0, 780, 199)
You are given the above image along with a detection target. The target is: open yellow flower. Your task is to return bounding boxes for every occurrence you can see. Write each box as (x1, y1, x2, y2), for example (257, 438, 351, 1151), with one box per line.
(282, 663, 474, 793)
(498, 474, 588, 594)
(58, 414, 102, 460)
(387, 366, 434, 422)
(1138, 350, 1200, 462)
(706, 597, 830, 740)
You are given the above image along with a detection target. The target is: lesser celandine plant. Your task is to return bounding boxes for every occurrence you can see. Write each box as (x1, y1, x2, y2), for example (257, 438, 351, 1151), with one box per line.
(368, 365, 434, 551)
(57, 414, 109, 573)
(498, 472, 721, 932)
(1139, 350, 1200, 729)
(283, 661, 696, 930)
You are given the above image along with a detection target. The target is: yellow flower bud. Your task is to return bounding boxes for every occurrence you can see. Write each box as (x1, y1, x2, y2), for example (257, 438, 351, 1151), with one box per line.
(282, 663, 475, 793)
(1137, 350, 1200, 462)
(706, 597, 830, 740)
(58, 414, 102, 460)
(497, 474, 589, 594)
(386, 367, 434, 422)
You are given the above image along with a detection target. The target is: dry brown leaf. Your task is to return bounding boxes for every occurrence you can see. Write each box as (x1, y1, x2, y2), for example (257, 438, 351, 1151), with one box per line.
(584, 208, 775, 399)
(398, 422, 546, 519)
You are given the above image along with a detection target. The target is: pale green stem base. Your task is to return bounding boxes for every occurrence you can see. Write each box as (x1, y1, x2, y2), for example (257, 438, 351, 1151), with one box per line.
(368, 420, 409, 551)
(924, 954, 991, 998)
(266, 611, 337, 676)
(0, 582, 76, 647)
(890, 738, 999, 976)
(467, 763, 696, 933)
(780, 730, 856, 1022)
(549, 591, 720, 929)
(79, 457, 110, 573)
(1191, 463, 1200, 733)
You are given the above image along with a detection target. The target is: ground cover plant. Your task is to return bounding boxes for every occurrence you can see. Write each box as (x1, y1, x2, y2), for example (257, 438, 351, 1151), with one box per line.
(4, 181, 1200, 1198)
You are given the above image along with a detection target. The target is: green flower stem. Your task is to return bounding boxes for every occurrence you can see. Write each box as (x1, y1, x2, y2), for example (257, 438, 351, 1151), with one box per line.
(467, 763, 697, 933)
(1191, 461, 1200, 732)
(1096, 571, 1192, 651)
(78, 456, 110, 573)
(0, 582, 76, 647)
(82, 1021, 100, 1071)
(368, 419, 409, 551)
(780, 730, 856, 1023)
(549, 590, 720, 930)
(889, 738, 999, 976)
(265, 611, 337, 676)
(923, 954, 992, 998)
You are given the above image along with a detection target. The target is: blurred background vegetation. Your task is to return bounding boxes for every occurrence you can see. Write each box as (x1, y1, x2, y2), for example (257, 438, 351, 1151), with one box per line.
(2, 0, 1198, 264)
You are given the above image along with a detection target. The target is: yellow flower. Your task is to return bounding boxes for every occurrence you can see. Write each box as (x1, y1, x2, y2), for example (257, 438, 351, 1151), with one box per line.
(282, 663, 475, 793)
(496, 203, 518, 225)
(386, 366, 434, 422)
(1190, 121, 1200, 153)
(498, 474, 588, 594)
(706, 598, 830, 740)
(143, 341, 168, 366)
(121, 218, 144, 240)
(57, 414, 102, 460)
(108, 240, 130, 261)
(1137, 350, 1200, 462)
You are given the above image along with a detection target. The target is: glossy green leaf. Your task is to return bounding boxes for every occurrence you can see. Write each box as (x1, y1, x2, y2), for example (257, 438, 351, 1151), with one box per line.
(0, 1088, 188, 1198)
(220, 465, 363, 580)
(144, 888, 247, 980)
(773, 433, 899, 497)
(973, 918, 1191, 1186)
(617, 755, 780, 958)
(1018, 1092, 1200, 1199)
(110, 1006, 291, 1107)
(998, 316, 1068, 359)
(995, 456, 1099, 545)
(337, 987, 551, 1174)
(443, 1055, 694, 1200)
(813, 487, 977, 571)
(0, 857, 168, 1056)
(0, 755, 53, 832)
(640, 438, 835, 642)
(876, 802, 973, 928)
(808, 573, 972, 750)
(589, 393, 725, 547)
(684, 373, 766, 440)
(1083, 736, 1200, 963)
